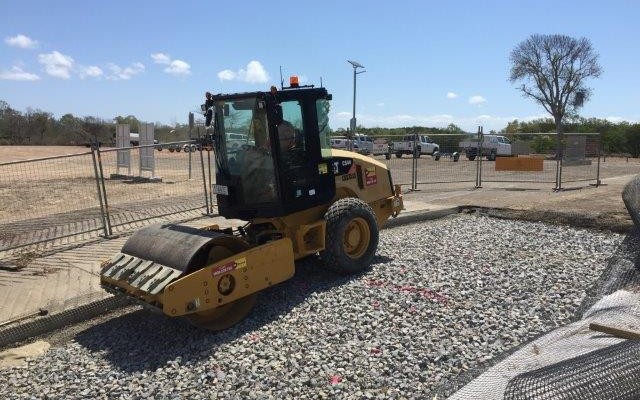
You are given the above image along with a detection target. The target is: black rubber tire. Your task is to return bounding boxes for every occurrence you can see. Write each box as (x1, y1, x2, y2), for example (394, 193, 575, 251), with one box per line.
(321, 198, 379, 275)
(487, 151, 496, 161)
(468, 155, 475, 161)
(385, 153, 391, 160)
(395, 152, 403, 158)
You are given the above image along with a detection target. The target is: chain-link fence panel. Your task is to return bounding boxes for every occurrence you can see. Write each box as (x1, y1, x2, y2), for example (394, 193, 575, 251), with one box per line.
(559, 133, 601, 187)
(479, 133, 558, 186)
(97, 142, 212, 234)
(414, 133, 476, 187)
(0, 152, 105, 256)
(362, 135, 414, 186)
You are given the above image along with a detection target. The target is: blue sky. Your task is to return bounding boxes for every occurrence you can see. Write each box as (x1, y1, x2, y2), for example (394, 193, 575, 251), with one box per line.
(1, 0, 638, 132)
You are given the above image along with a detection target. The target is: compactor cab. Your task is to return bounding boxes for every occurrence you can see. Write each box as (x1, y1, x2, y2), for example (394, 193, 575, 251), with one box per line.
(211, 87, 335, 220)
(100, 83, 403, 331)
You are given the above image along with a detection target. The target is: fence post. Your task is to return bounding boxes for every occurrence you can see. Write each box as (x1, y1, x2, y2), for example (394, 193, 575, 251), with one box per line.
(90, 141, 110, 237)
(475, 126, 483, 188)
(198, 128, 212, 215)
(188, 146, 193, 180)
(96, 144, 113, 236)
(555, 134, 563, 191)
(596, 133, 602, 187)
(412, 134, 418, 190)
(207, 149, 215, 212)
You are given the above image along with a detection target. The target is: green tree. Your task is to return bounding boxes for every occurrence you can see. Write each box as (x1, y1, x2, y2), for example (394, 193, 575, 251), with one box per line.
(510, 34, 602, 158)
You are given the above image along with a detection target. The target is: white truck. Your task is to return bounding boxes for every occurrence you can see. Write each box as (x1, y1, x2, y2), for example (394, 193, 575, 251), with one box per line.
(459, 134, 512, 161)
(391, 134, 440, 158)
(330, 134, 388, 156)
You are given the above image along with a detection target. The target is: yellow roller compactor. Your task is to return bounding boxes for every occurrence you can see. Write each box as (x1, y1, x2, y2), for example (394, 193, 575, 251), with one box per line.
(101, 81, 403, 330)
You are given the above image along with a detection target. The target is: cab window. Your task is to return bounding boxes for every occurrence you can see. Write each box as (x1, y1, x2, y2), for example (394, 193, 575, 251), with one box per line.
(316, 99, 332, 158)
(278, 100, 308, 170)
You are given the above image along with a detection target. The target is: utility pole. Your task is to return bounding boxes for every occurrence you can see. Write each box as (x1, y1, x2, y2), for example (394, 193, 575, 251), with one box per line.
(347, 60, 365, 151)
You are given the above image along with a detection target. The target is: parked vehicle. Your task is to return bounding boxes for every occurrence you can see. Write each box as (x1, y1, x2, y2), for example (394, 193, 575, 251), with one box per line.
(391, 134, 439, 158)
(459, 134, 512, 161)
(183, 143, 198, 152)
(352, 134, 374, 155)
(226, 132, 253, 150)
(372, 138, 389, 156)
(330, 134, 387, 156)
(330, 136, 349, 149)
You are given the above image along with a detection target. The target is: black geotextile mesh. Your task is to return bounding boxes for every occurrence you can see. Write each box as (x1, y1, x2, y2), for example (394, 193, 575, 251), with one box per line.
(503, 340, 640, 400)
(500, 228, 640, 400)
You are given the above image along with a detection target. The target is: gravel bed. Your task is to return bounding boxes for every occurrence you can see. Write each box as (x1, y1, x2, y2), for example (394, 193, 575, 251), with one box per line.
(0, 214, 623, 399)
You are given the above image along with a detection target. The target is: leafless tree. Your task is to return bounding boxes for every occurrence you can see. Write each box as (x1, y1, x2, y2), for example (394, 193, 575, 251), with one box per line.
(509, 34, 602, 156)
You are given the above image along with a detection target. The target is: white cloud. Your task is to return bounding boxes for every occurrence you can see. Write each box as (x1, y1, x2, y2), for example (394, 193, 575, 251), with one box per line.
(0, 66, 40, 81)
(468, 95, 487, 105)
(239, 61, 269, 83)
(446, 92, 458, 99)
(79, 65, 103, 79)
(605, 116, 626, 123)
(333, 112, 454, 127)
(38, 51, 74, 79)
(5, 34, 38, 49)
(106, 62, 145, 80)
(164, 59, 191, 76)
(377, 102, 385, 107)
(217, 61, 270, 84)
(150, 53, 191, 76)
(331, 111, 639, 132)
(151, 53, 171, 65)
(217, 69, 236, 81)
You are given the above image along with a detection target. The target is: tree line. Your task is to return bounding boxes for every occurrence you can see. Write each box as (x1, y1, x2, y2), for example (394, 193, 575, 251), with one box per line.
(503, 117, 640, 156)
(0, 100, 191, 146)
(2, 99, 639, 156)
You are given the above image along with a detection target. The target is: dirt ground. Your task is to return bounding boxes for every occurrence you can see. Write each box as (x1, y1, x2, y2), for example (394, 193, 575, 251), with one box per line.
(0, 146, 93, 163)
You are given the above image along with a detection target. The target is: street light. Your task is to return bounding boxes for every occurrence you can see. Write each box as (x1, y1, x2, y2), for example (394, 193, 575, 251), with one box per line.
(347, 60, 365, 150)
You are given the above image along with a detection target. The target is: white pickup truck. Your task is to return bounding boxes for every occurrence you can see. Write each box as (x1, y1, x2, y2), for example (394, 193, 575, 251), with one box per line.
(459, 134, 512, 161)
(331, 134, 388, 156)
(391, 134, 439, 158)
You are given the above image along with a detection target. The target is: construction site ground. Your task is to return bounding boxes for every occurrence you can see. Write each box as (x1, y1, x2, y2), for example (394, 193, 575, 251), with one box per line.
(0, 166, 636, 348)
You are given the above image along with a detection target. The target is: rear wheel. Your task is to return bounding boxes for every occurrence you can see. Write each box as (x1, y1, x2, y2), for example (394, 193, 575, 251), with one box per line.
(321, 198, 379, 275)
(487, 150, 496, 161)
(395, 152, 403, 158)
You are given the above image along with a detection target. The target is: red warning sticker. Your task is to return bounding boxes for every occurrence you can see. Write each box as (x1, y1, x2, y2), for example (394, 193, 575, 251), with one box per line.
(365, 167, 377, 186)
(212, 261, 235, 277)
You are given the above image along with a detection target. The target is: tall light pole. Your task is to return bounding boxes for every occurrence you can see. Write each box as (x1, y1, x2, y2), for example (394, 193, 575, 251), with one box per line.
(347, 60, 365, 150)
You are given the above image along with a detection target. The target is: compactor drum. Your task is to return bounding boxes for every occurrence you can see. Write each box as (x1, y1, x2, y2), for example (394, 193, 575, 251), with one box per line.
(101, 82, 403, 330)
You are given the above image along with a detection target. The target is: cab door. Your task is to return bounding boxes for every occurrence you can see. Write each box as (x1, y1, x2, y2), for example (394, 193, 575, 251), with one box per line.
(273, 95, 335, 213)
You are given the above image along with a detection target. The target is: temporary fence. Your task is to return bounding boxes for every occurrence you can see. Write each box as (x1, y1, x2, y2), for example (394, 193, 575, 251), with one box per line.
(95, 141, 213, 236)
(0, 131, 614, 257)
(363, 131, 603, 191)
(0, 142, 216, 258)
(0, 151, 104, 255)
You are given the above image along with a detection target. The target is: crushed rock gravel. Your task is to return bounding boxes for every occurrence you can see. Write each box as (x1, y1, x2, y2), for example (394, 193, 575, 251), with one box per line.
(0, 214, 623, 399)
